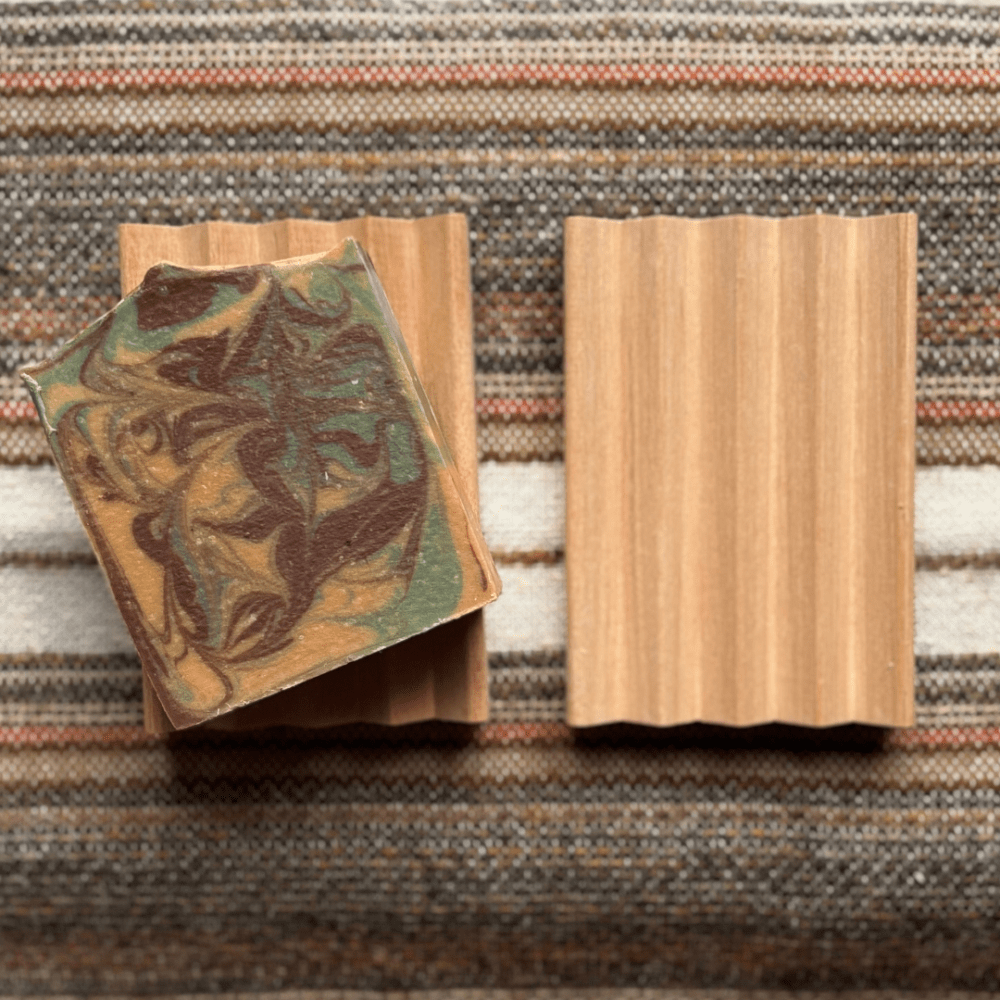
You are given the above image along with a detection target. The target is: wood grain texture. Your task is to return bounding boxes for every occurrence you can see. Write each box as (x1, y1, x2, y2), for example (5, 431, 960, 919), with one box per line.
(119, 215, 487, 733)
(564, 214, 917, 728)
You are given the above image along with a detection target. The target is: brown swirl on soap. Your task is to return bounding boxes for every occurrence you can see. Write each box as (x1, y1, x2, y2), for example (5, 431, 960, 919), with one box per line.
(57, 261, 429, 713)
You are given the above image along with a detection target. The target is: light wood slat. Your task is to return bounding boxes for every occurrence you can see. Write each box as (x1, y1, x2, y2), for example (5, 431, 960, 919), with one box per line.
(119, 215, 487, 733)
(564, 214, 917, 728)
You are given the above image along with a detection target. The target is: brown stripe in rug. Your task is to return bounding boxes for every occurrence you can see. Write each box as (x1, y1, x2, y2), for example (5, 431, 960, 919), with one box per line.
(4, 85, 1000, 138)
(917, 552, 1000, 570)
(0, 551, 96, 568)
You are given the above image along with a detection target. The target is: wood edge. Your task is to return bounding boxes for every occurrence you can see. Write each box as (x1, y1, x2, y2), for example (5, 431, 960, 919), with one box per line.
(398, 213, 490, 721)
(563, 212, 919, 227)
(895, 211, 919, 728)
(562, 217, 586, 726)
(563, 215, 619, 727)
(119, 222, 205, 293)
(357, 214, 495, 727)
(202, 609, 488, 730)
(383, 221, 495, 720)
(437, 212, 479, 506)
(142, 677, 174, 735)
(121, 222, 360, 292)
(459, 610, 489, 722)
(426, 213, 490, 721)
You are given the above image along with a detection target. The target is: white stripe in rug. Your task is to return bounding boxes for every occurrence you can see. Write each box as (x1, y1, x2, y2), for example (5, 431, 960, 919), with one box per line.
(6, 463, 1000, 561)
(478, 460, 565, 556)
(5, 463, 1000, 658)
(0, 561, 570, 657)
(485, 565, 1000, 657)
(484, 566, 1000, 658)
(914, 465, 1000, 556)
(1, 560, 998, 658)
(484, 563, 566, 653)
(0, 566, 134, 655)
(914, 567, 1000, 656)
(475, 462, 1000, 559)
(0, 465, 92, 557)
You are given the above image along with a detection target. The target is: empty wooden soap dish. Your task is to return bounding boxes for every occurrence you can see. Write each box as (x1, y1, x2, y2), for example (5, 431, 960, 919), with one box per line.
(564, 213, 917, 729)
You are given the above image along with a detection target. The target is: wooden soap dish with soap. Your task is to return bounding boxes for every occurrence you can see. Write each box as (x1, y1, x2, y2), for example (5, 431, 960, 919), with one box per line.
(23, 215, 498, 735)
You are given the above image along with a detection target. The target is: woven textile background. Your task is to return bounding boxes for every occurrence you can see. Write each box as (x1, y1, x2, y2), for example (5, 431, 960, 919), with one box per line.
(3, 0, 1000, 993)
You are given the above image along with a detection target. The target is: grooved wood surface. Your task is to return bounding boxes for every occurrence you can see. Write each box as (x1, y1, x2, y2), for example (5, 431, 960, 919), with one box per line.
(564, 214, 917, 728)
(119, 215, 487, 734)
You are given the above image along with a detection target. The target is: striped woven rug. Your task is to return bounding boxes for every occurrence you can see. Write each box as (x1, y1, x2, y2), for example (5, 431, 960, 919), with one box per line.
(3, 0, 1000, 994)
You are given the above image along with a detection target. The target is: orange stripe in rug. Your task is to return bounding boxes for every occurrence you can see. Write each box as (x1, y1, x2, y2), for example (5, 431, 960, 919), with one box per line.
(0, 725, 158, 747)
(476, 722, 572, 745)
(918, 401, 1000, 422)
(889, 727, 1000, 748)
(0, 401, 39, 422)
(477, 398, 563, 417)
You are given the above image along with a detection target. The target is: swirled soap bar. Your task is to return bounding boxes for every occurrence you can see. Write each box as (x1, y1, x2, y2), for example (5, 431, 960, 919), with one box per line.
(22, 240, 501, 729)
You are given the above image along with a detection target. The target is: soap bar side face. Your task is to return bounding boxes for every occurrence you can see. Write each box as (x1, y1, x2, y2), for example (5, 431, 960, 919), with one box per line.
(23, 240, 499, 728)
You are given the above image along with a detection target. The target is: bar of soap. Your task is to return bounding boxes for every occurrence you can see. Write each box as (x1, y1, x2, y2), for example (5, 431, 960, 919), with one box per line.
(22, 240, 501, 729)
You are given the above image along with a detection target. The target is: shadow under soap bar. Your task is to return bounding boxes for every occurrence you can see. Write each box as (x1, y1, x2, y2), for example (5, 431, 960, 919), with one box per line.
(23, 239, 501, 729)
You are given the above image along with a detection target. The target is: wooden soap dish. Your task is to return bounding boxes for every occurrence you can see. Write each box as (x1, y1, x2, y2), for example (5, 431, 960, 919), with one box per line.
(564, 214, 917, 729)
(118, 215, 487, 735)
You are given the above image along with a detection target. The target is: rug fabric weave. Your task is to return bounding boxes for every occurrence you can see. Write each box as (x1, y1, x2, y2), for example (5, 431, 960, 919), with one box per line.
(2, 0, 1000, 992)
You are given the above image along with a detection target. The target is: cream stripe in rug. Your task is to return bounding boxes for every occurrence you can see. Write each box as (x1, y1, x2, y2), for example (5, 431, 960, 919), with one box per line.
(9, 463, 1000, 561)
(478, 461, 565, 557)
(489, 565, 1000, 657)
(6, 38, 998, 74)
(0, 560, 570, 657)
(2, 559, 995, 657)
(481, 462, 1000, 559)
(5, 464, 1000, 657)
(0, 565, 134, 654)
(914, 465, 1000, 556)
(0, 465, 92, 558)
(485, 563, 567, 653)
